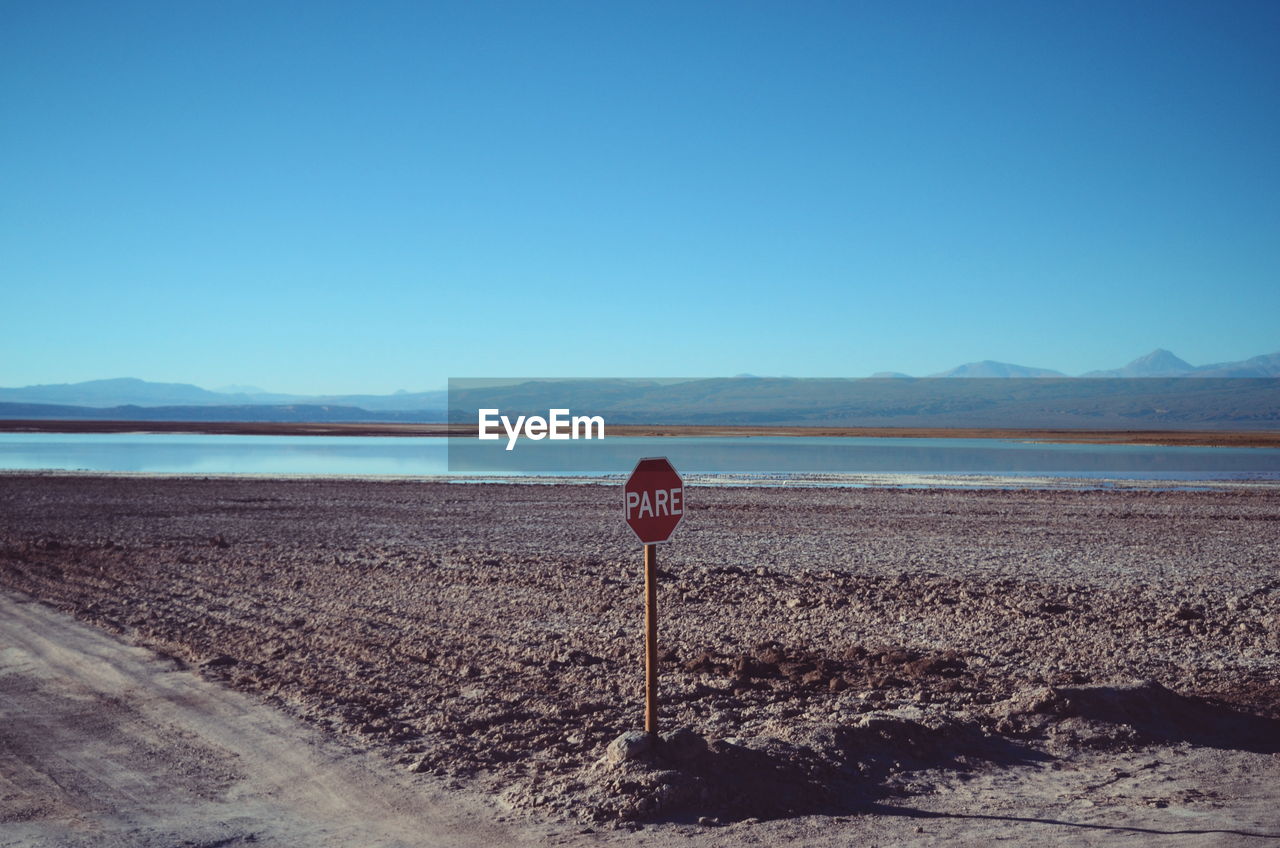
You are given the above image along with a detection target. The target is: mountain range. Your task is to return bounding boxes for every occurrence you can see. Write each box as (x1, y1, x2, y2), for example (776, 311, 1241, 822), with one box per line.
(2, 349, 1277, 410)
(0, 377, 447, 411)
(1, 349, 1277, 428)
(923, 349, 1280, 379)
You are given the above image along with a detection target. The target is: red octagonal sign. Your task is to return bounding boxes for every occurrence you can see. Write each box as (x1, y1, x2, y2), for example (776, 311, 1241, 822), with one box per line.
(624, 457, 684, 544)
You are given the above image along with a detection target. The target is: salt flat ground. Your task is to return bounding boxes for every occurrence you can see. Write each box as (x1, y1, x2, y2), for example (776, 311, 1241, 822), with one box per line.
(1, 475, 1279, 846)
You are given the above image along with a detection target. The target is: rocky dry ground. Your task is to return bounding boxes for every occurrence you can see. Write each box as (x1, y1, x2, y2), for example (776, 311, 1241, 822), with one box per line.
(1, 474, 1278, 834)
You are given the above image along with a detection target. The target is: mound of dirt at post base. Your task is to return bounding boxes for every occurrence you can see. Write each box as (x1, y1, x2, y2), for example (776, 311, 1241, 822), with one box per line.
(507, 681, 1280, 826)
(990, 679, 1280, 754)
(502, 709, 1027, 825)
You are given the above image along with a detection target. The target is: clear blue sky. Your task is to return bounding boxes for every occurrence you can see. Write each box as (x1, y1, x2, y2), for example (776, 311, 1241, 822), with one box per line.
(2, 0, 1277, 393)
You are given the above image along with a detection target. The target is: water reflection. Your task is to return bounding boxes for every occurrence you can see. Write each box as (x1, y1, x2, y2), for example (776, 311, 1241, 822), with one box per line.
(1, 432, 1278, 481)
(0, 434, 450, 475)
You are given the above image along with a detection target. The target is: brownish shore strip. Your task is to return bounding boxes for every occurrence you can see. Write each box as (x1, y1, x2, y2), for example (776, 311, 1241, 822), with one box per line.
(2, 418, 1279, 447)
(609, 424, 1280, 447)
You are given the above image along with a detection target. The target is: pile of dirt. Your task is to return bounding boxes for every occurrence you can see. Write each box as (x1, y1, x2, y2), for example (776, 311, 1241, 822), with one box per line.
(506, 710, 989, 824)
(508, 680, 1280, 825)
(991, 679, 1280, 754)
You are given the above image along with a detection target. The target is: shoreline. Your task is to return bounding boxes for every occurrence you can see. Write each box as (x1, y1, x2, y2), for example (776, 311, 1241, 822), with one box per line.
(3, 469, 1279, 491)
(3, 418, 1280, 447)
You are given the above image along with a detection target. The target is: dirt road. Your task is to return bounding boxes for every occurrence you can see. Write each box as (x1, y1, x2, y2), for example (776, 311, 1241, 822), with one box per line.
(0, 592, 535, 848)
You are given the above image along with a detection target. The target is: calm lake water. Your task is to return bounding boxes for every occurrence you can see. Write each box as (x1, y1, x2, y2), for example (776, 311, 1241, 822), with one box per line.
(2, 432, 1280, 484)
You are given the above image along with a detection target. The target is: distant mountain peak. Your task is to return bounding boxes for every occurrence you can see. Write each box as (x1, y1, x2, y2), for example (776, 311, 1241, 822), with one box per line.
(1128, 348, 1194, 372)
(930, 360, 1066, 379)
(68, 377, 154, 388)
(1082, 348, 1197, 378)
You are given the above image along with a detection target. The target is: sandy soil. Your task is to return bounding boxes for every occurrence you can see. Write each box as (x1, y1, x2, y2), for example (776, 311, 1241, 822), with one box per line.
(4, 419, 1280, 447)
(0, 593, 542, 848)
(2, 475, 1279, 845)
